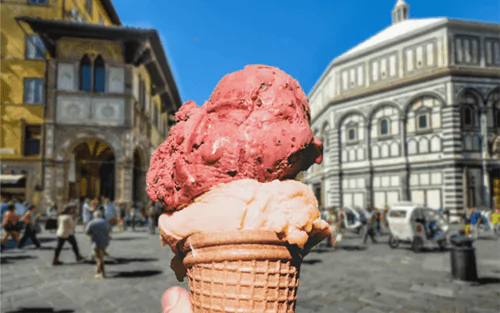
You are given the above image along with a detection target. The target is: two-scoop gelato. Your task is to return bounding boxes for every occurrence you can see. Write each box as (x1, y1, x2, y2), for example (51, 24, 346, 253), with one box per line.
(146, 65, 323, 212)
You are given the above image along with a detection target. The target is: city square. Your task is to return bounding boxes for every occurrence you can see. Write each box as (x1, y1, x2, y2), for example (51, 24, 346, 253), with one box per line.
(1, 226, 499, 313)
(1, 0, 500, 312)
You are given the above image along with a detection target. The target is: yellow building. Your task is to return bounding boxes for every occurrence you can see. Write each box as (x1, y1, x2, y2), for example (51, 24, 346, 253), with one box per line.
(0, 0, 182, 211)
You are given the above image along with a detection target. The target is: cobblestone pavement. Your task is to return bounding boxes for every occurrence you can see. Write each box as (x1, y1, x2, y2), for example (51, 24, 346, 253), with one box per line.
(1, 226, 499, 313)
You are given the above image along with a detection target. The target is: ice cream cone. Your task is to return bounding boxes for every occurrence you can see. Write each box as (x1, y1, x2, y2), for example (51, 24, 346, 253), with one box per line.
(179, 229, 303, 313)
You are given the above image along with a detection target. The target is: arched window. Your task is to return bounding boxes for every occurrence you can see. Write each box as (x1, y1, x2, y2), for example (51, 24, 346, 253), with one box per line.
(79, 54, 92, 92)
(496, 108, 500, 128)
(462, 106, 473, 127)
(379, 118, 389, 136)
(347, 127, 357, 142)
(93, 56, 105, 93)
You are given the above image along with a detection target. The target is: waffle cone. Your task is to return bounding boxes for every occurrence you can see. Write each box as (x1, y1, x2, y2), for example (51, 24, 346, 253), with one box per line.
(179, 230, 303, 313)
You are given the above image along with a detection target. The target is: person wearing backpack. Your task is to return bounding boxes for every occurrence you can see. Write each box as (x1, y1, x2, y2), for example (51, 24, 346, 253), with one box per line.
(18, 203, 41, 249)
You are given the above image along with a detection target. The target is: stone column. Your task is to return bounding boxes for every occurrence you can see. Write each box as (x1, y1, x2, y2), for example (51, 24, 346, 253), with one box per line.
(364, 173, 373, 210)
(400, 172, 409, 201)
(327, 127, 342, 207)
(43, 161, 56, 206)
(55, 160, 69, 207)
(399, 118, 409, 201)
(480, 108, 491, 208)
(442, 105, 462, 155)
(400, 118, 407, 157)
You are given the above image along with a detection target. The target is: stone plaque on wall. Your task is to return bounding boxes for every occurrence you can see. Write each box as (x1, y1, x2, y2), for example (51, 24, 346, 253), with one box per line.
(108, 67, 125, 94)
(92, 98, 125, 126)
(57, 63, 76, 91)
(57, 96, 91, 123)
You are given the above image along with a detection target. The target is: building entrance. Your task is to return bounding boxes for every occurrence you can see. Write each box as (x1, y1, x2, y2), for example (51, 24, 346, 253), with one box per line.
(69, 140, 115, 201)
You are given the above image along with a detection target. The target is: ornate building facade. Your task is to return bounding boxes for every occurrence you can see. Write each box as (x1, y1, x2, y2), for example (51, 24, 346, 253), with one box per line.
(303, 1, 500, 215)
(0, 1, 182, 210)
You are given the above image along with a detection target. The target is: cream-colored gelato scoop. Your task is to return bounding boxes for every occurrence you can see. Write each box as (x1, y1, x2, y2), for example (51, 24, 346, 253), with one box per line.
(159, 179, 332, 281)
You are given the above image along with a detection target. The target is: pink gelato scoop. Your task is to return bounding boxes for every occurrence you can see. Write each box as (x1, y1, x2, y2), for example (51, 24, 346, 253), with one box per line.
(146, 65, 323, 211)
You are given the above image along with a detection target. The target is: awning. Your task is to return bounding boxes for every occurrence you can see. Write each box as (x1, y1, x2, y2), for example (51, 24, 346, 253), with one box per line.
(0, 174, 26, 184)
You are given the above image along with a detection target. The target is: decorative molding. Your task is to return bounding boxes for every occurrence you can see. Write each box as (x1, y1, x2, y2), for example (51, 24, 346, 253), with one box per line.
(433, 87, 446, 98)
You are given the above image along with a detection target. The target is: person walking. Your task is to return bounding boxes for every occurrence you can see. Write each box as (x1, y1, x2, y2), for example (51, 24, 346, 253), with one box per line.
(85, 210, 110, 279)
(337, 207, 346, 236)
(320, 207, 332, 247)
(463, 208, 471, 236)
(45, 202, 59, 233)
(374, 209, 382, 235)
(53, 205, 84, 265)
(118, 203, 126, 232)
(130, 205, 138, 231)
(103, 198, 117, 234)
(492, 207, 500, 236)
(362, 207, 377, 245)
(147, 201, 157, 235)
(1, 203, 21, 251)
(83, 199, 98, 230)
(18, 203, 41, 249)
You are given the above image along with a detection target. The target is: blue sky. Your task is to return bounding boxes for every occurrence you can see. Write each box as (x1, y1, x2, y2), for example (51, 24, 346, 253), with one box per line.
(114, 0, 500, 106)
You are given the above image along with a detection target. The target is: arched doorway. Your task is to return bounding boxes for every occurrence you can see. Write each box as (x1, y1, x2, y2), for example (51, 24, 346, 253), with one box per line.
(132, 148, 146, 210)
(69, 140, 115, 201)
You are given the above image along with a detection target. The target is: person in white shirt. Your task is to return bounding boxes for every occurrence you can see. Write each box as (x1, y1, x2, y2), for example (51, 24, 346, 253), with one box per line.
(53, 205, 84, 265)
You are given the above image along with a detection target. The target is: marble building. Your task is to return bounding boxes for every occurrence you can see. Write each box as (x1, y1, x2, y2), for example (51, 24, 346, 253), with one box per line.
(302, 0, 500, 215)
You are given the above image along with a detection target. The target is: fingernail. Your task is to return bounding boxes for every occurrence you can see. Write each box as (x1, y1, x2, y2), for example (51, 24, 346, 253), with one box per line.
(163, 288, 180, 313)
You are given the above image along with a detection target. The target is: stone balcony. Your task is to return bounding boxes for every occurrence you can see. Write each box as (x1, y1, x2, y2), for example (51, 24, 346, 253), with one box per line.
(56, 93, 128, 127)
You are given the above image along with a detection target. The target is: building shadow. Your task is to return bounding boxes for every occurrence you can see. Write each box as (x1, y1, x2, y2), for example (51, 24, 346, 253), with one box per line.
(310, 248, 335, 254)
(1, 255, 37, 264)
(6, 308, 74, 313)
(338, 244, 367, 251)
(110, 237, 146, 241)
(302, 259, 322, 265)
(110, 270, 163, 278)
(39, 238, 58, 244)
(478, 277, 500, 285)
(83, 257, 158, 265)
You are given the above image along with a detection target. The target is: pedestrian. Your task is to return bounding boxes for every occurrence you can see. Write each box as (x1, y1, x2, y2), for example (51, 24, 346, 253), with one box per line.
(53, 205, 84, 265)
(1, 203, 21, 251)
(374, 209, 382, 235)
(463, 208, 471, 236)
(118, 203, 126, 232)
(469, 208, 481, 239)
(83, 199, 98, 230)
(147, 201, 157, 235)
(85, 210, 110, 279)
(443, 208, 450, 224)
(320, 207, 332, 247)
(329, 207, 340, 249)
(18, 203, 41, 249)
(103, 198, 117, 234)
(491, 207, 500, 235)
(130, 204, 138, 231)
(383, 205, 390, 231)
(337, 207, 346, 236)
(45, 201, 59, 233)
(362, 207, 377, 245)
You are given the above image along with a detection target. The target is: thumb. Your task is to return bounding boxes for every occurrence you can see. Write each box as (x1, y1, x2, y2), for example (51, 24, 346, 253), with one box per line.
(162, 286, 193, 313)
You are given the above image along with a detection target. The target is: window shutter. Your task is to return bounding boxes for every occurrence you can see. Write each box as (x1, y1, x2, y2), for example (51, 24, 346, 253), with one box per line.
(36, 80, 44, 104)
(26, 37, 34, 59)
(24, 80, 30, 103)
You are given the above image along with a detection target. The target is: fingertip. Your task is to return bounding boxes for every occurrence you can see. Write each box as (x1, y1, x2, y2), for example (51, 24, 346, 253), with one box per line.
(162, 287, 191, 313)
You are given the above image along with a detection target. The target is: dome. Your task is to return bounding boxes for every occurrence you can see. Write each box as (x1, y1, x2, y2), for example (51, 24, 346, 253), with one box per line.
(333, 18, 447, 64)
